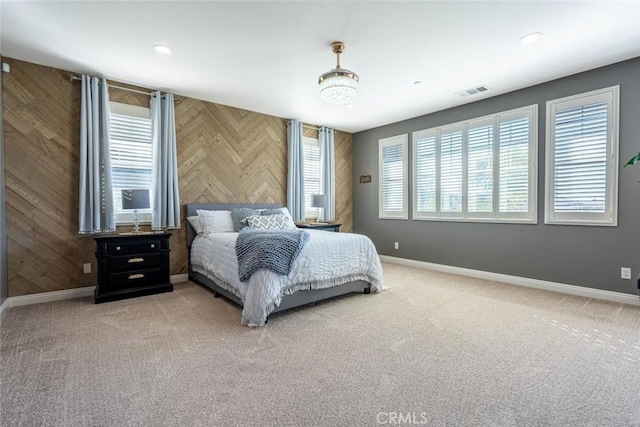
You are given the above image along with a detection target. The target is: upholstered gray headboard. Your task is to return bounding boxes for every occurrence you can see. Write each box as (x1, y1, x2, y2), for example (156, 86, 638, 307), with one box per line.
(185, 203, 281, 248)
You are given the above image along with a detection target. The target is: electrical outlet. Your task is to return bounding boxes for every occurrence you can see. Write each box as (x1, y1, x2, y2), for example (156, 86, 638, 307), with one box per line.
(83, 263, 92, 274)
(394, 242, 399, 250)
(621, 267, 631, 280)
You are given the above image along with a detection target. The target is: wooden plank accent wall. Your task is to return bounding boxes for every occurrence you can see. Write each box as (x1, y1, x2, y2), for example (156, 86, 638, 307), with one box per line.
(2, 58, 354, 296)
(335, 130, 353, 232)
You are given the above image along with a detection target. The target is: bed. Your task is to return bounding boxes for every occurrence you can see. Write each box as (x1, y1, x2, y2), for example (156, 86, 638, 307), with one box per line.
(186, 203, 385, 326)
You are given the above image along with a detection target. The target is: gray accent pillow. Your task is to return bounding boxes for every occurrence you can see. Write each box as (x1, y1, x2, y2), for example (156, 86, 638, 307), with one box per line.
(231, 208, 260, 232)
(261, 207, 297, 229)
(261, 209, 283, 216)
(246, 214, 290, 230)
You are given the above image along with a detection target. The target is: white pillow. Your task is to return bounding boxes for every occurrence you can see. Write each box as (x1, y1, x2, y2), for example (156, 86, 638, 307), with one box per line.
(196, 209, 235, 233)
(187, 216, 205, 234)
(246, 213, 291, 230)
(259, 207, 297, 230)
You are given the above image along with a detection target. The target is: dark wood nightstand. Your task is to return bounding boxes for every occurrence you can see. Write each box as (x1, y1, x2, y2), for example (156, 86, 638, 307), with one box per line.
(295, 222, 341, 232)
(93, 233, 173, 303)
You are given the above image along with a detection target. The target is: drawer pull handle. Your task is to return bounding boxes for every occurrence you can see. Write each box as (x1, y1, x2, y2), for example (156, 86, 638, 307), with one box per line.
(128, 258, 144, 264)
(116, 246, 121, 251)
(151, 244, 155, 248)
(128, 274, 145, 280)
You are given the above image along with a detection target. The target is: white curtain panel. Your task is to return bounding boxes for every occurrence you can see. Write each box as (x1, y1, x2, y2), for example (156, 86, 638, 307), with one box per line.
(319, 126, 336, 221)
(78, 76, 115, 233)
(151, 92, 180, 229)
(286, 119, 305, 222)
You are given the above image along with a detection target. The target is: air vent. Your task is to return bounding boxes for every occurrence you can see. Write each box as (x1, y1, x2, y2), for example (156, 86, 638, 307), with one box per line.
(455, 85, 490, 98)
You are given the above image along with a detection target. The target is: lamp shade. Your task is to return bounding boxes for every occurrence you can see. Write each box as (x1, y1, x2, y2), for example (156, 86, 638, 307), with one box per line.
(311, 194, 327, 209)
(121, 189, 150, 210)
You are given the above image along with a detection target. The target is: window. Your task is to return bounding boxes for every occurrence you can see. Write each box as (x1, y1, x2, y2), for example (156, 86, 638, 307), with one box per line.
(109, 102, 153, 224)
(379, 134, 408, 219)
(545, 86, 619, 226)
(303, 137, 321, 219)
(440, 126, 463, 215)
(468, 119, 493, 214)
(413, 105, 537, 223)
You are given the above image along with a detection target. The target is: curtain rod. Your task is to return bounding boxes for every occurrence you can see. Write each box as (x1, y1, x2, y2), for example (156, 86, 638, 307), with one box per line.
(303, 124, 321, 130)
(69, 74, 154, 96)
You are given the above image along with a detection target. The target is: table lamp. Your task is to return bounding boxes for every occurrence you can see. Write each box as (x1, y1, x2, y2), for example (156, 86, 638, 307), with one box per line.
(311, 194, 327, 223)
(121, 189, 150, 234)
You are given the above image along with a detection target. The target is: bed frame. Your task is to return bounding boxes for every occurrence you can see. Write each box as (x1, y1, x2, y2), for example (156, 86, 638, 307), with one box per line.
(186, 203, 371, 316)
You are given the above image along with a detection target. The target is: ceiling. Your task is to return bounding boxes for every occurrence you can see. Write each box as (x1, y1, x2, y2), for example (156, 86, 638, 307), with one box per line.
(1, 1, 639, 133)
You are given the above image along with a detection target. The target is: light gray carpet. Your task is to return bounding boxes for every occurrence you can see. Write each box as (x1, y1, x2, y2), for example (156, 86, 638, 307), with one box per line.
(2, 262, 640, 426)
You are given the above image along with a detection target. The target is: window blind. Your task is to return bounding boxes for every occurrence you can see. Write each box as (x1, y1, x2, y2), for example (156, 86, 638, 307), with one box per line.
(379, 135, 408, 219)
(303, 139, 321, 218)
(109, 112, 153, 214)
(414, 133, 436, 213)
(499, 116, 530, 213)
(553, 101, 607, 213)
(545, 86, 618, 226)
(467, 124, 493, 213)
(412, 105, 536, 223)
(440, 130, 463, 213)
(382, 144, 404, 211)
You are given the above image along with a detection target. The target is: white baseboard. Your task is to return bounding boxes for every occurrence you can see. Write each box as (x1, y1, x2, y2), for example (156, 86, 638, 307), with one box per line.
(0, 273, 191, 316)
(3, 286, 95, 311)
(379, 255, 640, 306)
(0, 298, 10, 319)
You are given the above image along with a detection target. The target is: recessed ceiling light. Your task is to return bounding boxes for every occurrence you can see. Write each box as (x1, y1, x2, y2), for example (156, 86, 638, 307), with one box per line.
(153, 44, 173, 55)
(520, 32, 543, 44)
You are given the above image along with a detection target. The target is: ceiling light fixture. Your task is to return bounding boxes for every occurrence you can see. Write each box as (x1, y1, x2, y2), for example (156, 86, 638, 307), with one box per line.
(153, 44, 173, 55)
(520, 32, 543, 44)
(318, 41, 359, 105)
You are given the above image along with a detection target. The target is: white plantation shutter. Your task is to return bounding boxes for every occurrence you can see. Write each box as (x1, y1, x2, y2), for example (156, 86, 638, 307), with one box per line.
(499, 115, 531, 214)
(413, 130, 437, 216)
(379, 134, 408, 219)
(411, 105, 537, 223)
(546, 86, 619, 226)
(553, 102, 607, 212)
(467, 122, 493, 214)
(440, 129, 463, 214)
(303, 137, 321, 219)
(109, 103, 153, 222)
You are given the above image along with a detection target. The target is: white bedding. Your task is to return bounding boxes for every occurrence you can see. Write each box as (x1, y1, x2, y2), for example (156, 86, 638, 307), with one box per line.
(190, 229, 385, 326)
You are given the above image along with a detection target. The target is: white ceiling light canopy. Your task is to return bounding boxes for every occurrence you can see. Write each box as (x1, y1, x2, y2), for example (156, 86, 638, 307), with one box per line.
(520, 32, 543, 44)
(318, 41, 359, 105)
(153, 44, 173, 54)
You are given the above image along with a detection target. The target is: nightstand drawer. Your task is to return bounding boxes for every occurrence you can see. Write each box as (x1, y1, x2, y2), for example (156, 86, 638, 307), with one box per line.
(109, 253, 161, 271)
(107, 240, 161, 255)
(109, 268, 164, 290)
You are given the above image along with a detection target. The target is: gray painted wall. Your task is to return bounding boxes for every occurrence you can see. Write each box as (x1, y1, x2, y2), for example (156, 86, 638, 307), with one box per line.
(1, 56, 7, 306)
(353, 57, 640, 295)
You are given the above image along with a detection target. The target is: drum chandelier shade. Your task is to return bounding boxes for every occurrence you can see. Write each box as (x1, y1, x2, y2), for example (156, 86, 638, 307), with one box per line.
(318, 41, 359, 105)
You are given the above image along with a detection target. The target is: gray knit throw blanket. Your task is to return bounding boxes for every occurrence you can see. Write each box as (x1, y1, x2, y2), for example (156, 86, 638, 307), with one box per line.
(235, 228, 310, 282)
